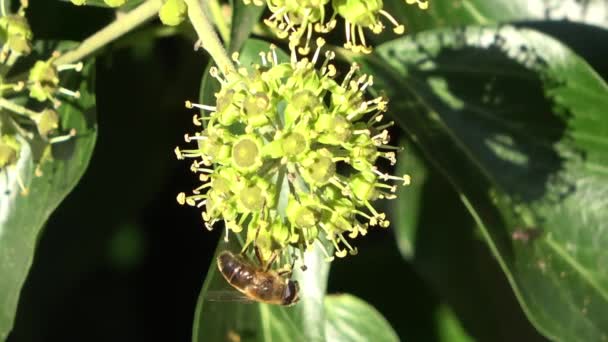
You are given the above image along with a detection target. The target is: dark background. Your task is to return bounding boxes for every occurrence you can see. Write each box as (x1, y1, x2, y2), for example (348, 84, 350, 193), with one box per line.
(8, 1, 608, 341)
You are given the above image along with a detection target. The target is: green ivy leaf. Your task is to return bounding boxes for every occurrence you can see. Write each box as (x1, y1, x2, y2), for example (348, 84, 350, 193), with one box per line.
(434, 305, 474, 342)
(382, 0, 608, 34)
(0, 60, 96, 341)
(361, 25, 608, 341)
(324, 294, 400, 342)
(391, 138, 545, 341)
(229, 0, 265, 53)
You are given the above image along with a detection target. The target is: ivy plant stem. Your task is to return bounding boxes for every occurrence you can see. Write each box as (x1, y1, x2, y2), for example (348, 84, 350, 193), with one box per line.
(184, 0, 235, 75)
(54, 0, 163, 66)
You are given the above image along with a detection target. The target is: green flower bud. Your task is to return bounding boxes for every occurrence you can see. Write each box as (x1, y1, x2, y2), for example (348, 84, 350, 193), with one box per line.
(242, 92, 271, 127)
(231, 135, 263, 172)
(300, 149, 335, 185)
(0, 15, 33, 56)
(281, 132, 308, 159)
(349, 172, 379, 202)
(159, 0, 187, 26)
(28, 60, 59, 102)
(70, 0, 87, 5)
(238, 184, 266, 212)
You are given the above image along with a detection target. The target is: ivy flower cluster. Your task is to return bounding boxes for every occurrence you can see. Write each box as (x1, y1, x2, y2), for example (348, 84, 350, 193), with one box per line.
(176, 40, 410, 261)
(0, 3, 82, 194)
(245, 0, 429, 53)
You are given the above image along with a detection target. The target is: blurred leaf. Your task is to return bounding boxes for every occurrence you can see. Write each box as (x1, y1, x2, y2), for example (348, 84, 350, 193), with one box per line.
(382, 0, 608, 35)
(362, 25, 608, 341)
(434, 305, 474, 342)
(324, 294, 399, 342)
(0, 59, 96, 341)
(391, 137, 428, 259)
(229, 0, 265, 53)
(0, 0, 9, 16)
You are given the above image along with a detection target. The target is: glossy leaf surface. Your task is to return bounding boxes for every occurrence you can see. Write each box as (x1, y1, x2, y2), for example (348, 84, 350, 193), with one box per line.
(362, 25, 608, 341)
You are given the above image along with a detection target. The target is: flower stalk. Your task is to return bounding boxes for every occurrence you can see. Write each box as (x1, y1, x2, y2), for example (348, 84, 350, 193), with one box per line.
(184, 0, 235, 75)
(55, 0, 163, 66)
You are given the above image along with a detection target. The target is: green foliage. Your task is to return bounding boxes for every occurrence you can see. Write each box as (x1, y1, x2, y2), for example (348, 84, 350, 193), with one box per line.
(2, 0, 608, 341)
(0, 60, 96, 341)
(362, 25, 608, 341)
(324, 294, 400, 342)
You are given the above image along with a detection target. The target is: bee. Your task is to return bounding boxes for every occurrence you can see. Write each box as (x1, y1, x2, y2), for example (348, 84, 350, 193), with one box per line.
(216, 250, 300, 306)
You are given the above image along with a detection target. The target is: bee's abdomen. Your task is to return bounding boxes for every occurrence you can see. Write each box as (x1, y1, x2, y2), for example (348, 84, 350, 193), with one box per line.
(217, 251, 254, 288)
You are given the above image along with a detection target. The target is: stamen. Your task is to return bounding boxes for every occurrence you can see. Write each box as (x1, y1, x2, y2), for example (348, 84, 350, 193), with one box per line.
(331, 237, 347, 257)
(344, 21, 351, 49)
(312, 38, 325, 64)
(185, 100, 216, 112)
(259, 51, 268, 66)
(57, 62, 83, 72)
(48, 128, 77, 144)
(209, 67, 227, 84)
(297, 22, 314, 55)
(58, 87, 80, 98)
(359, 26, 374, 50)
(316, 239, 335, 262)
(353, 129, 370, 135)
(184, 133, 207, 142)
(341, 63, 359, 88)
(379, 10, 405, 34)
(338, 234, 358, 255)
(231, 52, 240, 64)
(269, 44, 279, 65)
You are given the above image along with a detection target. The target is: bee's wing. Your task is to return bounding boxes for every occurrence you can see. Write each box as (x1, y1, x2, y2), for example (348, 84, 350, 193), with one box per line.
(204, 290, 257, 304)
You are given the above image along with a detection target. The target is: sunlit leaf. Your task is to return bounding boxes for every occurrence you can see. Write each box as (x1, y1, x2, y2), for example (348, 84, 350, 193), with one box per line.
(383, 0, 608, 34)
(362, 25, 608, 341)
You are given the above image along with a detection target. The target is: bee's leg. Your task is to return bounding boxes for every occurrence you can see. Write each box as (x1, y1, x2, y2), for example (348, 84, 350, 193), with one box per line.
(277, 254, 296, 278)
(263, 251, 278, 272)
(277, 268, 293, 278)
(254, 245, 264, 267)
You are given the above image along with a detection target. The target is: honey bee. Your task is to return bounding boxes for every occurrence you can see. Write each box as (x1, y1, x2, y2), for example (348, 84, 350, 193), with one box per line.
(217, 250, 300, 306)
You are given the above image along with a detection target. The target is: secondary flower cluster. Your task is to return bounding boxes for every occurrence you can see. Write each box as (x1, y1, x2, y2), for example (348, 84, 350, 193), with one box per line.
(0, 3, 82, 194)
(245, 0, 429, 53)
(176, 41, 410, 261)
